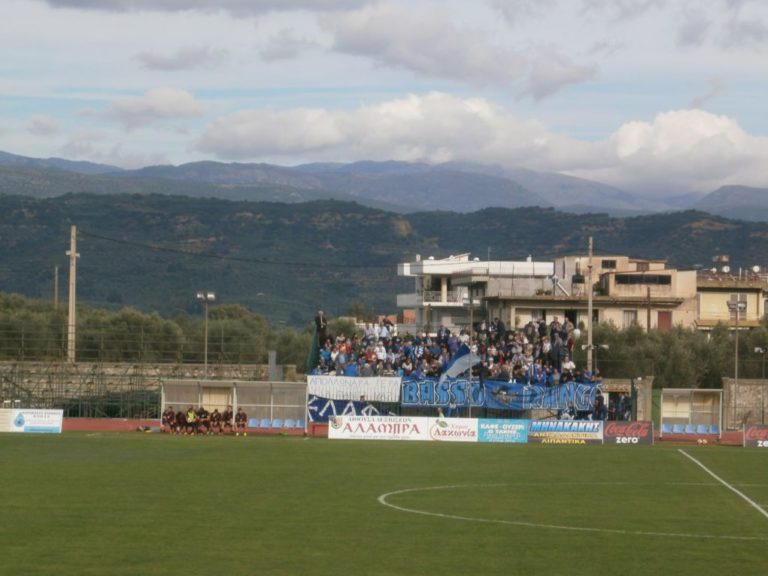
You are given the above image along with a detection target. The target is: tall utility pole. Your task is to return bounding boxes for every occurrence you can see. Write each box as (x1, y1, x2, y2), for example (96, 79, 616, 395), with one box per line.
(727, 298, 747, 427)
(196, 292, 216, 377)
(66, 226, 79, 363)
(587, 236, 594, 373)
(53, 265, 59, 310)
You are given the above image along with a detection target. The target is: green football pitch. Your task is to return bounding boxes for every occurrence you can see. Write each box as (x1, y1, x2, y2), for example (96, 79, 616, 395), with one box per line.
(1, 433, 766, 576)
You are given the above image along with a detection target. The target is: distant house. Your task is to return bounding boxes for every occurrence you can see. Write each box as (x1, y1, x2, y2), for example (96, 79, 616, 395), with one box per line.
(396, 253, 553, 333)
(695, 270, 767, 331)
(397, 253, 698, 334)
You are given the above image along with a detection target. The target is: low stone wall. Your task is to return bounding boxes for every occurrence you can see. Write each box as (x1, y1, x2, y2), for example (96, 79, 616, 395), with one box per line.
(0, 361, 300, 404)
(722, 378, 768, 428)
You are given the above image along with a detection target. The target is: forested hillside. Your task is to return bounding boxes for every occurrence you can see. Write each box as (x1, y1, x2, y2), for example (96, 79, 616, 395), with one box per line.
(2, 192, 768, 326)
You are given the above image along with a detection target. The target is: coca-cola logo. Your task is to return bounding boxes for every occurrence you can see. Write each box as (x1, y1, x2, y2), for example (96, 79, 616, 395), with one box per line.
(745, 426, 768, 441)
(605, 421, 651, 437)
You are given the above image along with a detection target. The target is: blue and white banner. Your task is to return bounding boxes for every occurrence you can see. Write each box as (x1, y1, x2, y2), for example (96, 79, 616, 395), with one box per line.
(401, 377, 599, 412)
(484, 381, 598, 411)
(401, 377, 484, 408)
(439, 344, 480, 383)
(307, 375, 400, 402)
(307, 395, 382, 423)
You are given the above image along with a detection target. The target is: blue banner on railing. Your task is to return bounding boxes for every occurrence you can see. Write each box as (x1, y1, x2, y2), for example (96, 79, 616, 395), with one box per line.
(401, 377, 599, 412)
(307, 395, 381, 423)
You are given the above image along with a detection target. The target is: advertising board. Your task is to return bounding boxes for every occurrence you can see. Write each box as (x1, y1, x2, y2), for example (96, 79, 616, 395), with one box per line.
(744, 424, 768, 448)
(328, 415, 430, 441)
(1, 409, 64, 433)
(527, 420, 603, 444)
(603, 421, 653, 445)
(327, 415, 480, 443)
(477, 419, 528, 443)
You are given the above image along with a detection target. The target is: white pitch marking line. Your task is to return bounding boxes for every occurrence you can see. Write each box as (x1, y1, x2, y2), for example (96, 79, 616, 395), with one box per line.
(678, 449, 768, 521)
(377, 484, 768, 541)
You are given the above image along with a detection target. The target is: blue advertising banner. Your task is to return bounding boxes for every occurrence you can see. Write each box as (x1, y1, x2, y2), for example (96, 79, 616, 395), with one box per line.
(401, 377, 599, 412)
(477, 419, 528, 443)
(527, 419, 604, 444)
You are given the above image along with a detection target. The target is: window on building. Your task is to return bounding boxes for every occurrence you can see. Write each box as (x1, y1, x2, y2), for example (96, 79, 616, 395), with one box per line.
(636, 262, 649, 272)
(615, 274, 671, 285)
(601, 259, 617, 269)
(623, 310, 638, 328)
(728, 293, 747, 321)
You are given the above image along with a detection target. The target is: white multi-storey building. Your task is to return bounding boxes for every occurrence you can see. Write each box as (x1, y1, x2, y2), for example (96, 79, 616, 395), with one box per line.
(397, 252, 699, 334)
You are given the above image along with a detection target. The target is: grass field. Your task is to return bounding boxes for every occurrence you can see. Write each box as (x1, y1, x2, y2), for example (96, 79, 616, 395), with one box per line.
(1, 433, 767, 576)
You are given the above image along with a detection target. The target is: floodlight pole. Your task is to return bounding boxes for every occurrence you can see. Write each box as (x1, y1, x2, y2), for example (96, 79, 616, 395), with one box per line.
(197, 291, 216, 378)
(727, 299, 746, 428)
(756, 347, 767, 424)
(66, 225, 79, 363)
(587, 237, 594, 373)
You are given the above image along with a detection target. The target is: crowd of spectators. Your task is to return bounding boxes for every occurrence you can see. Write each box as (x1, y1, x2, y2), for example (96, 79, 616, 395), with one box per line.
(161, 405, 249, 435)
(310, 315, 599, 386)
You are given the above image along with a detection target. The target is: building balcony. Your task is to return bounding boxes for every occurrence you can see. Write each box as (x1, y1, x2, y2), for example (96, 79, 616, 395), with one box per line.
(396, 290, 468, 308)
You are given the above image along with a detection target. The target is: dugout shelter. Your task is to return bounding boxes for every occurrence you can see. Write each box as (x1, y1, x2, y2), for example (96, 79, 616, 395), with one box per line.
(659, 388, 722, 437)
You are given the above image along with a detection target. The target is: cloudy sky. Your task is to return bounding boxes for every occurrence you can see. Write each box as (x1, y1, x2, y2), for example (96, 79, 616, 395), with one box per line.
(2, 0, 767, 195)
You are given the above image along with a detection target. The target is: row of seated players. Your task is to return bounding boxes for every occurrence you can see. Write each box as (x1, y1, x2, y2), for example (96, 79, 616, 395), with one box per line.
(161, 405, 249, 435)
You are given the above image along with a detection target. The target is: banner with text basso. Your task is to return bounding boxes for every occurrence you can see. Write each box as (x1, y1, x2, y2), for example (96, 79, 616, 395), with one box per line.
(527, 420, 604, 444)
(603, 421, 653, 445)
(401, 377, 599, 411)
(328, 415, 479, 442)
(744, 424, 768, 448)
(307, 375, 400, 402)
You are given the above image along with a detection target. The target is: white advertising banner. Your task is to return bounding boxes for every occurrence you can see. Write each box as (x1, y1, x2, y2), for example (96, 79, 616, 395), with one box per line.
(328, 415, 479, 442)
(0, 409, 64, 433)
(307, 375, 401, 402)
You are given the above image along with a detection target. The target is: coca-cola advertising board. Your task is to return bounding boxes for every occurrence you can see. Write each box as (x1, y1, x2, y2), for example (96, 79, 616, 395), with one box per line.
(603, 421, 653, 445)
(744, 424, 768, 448)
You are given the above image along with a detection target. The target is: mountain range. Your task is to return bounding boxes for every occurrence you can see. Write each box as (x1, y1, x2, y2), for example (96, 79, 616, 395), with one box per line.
(1, 150, 766, 219)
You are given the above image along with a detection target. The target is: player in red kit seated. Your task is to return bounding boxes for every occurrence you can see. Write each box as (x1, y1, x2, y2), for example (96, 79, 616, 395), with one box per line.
(234, 407, 248, 436)
(209, 408, 223, 435)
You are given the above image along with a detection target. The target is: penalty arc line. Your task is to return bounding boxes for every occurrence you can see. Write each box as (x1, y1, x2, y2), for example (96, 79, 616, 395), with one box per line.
(377, 484, 768, 541)
(678, 449, 768, 521)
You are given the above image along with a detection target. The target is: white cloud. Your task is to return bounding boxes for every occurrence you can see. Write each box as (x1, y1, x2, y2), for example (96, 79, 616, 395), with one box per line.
(580, 0, 665, 21)
(322, 5, 593, 98)
(689, 78, 726, 109)
(104, 88, 206, 129)
(490, 0, 556, 25)
(198, 107, 345, 157)
(197, 93, 768, 194)
(525, 50, 597, 100)
(676, 8, 711, 46)
(579, 109, 768, 192)
(137, 45, 228, 71)
(42, 0, 374, 15)
(27, 115, 59, 136)
(722, 17, 768, 47)
(58, 130, 168, 168)
(259, 29, 320, 61)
